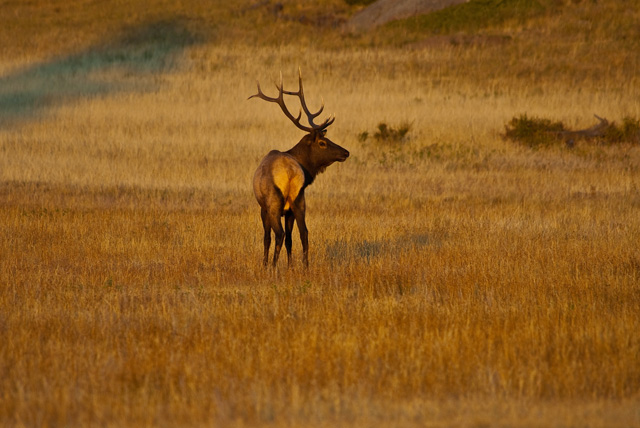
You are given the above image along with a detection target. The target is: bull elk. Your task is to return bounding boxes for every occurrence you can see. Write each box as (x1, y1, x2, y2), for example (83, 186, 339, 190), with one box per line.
(250, 70, 349, 268)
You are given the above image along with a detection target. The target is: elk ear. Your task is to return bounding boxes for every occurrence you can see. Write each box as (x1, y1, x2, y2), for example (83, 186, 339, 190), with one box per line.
(307, 132, 319, 145)
(312, 130, 327, 141)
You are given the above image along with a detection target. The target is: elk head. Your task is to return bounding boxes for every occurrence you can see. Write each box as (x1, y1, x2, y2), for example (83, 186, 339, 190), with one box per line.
(250, 69, 349, 268)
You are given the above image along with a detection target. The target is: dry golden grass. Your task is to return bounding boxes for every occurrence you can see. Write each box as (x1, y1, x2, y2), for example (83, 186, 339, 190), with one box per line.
(2, 2, 640, 426)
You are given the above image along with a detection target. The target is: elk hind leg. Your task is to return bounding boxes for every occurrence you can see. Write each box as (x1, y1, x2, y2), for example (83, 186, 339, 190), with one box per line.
(260, 208, 271, 267)
(284, 211, 295, 267)
(262, 212, 284, 267)
(272, 220, 285, 268)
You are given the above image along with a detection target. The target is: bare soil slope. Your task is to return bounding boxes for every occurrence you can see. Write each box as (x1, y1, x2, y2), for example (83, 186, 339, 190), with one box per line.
(345, 0, 467, 31)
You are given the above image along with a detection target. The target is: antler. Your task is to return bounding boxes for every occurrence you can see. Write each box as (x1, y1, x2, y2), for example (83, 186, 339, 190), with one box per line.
(248, 68, 335, 133)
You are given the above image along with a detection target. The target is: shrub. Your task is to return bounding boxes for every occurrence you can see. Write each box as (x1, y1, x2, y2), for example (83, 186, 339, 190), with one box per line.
(358, 122, 412, 144)
(391, 0, 548, 35)
(621, 116, 640, 144)
(503, 114, 565, 148)
(344, 0, 376, 5)
(504, 114, 640, 147)
(374, 122, 411, 142)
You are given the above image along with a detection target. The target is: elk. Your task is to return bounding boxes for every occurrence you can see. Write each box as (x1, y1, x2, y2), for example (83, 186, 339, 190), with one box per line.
(250, 70, 349, 268)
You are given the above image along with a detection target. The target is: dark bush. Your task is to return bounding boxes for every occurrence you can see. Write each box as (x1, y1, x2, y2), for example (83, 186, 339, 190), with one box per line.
(503, 114, 565, 148)
(344, 0, 376, 5)
(358, 121, 412, 144)
(620, 116, 640, 144)
(504, 114, 640, 148)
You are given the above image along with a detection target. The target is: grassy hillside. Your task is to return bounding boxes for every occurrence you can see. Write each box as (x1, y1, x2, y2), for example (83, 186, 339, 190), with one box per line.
(1, 1, 639, 427)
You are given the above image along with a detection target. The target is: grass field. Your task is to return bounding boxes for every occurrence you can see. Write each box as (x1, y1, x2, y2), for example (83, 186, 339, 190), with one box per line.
(1, 1, 640, 426)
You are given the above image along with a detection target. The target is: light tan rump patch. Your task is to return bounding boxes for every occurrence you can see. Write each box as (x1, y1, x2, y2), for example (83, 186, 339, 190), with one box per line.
(272, 157, 305, 211)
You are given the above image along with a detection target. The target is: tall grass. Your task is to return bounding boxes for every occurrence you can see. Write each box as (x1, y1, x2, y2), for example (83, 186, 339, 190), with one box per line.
(1, 1, 640, 426)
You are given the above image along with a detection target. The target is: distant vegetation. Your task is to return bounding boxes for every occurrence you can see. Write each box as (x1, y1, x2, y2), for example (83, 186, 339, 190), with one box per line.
(504, 114, 640, 148)
(387, 0, 551, 35)
(504, 114, 566, 148)
(358, 121, 412, 144)
(344, 0, 376, 5)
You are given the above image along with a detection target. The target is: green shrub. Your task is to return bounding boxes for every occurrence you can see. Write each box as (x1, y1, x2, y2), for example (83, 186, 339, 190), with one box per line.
(621, 116, 640, 144)
(359, 121, 412, 144)
(344, 0, 376, 5)
(503, 114, 565, 148)
(504, 114, 640, 147)
(390, 0, 548, 35)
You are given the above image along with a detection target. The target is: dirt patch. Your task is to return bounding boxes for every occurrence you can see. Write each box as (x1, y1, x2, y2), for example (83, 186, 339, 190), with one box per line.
(344, 0, 468, 32)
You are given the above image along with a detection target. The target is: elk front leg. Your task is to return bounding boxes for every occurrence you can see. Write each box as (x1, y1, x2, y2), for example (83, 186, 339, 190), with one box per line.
(292, 199, 308, 269)
(284, 211, 295, 267)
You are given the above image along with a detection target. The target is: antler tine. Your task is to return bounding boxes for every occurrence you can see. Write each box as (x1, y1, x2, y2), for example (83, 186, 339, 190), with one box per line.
(248, 80, 274, 102)
(248, 74, 313, 133)
(317, 114, 335, 131)
(275, 70, 284, 93)
(249, 70, 335, 133)
(279, 68, 333, 131)
(286, 68, 329, 129)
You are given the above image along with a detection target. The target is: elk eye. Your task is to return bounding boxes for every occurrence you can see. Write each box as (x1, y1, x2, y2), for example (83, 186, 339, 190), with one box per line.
(319, 140, 327, 148)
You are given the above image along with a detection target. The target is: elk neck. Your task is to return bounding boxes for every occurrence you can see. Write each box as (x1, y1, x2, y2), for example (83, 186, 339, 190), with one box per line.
(286, 136, 320, 186)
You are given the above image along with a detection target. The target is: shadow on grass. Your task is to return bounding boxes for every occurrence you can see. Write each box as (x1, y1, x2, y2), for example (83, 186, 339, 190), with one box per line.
(326, 232, 437, 265)
(0, 18, 202, 128)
